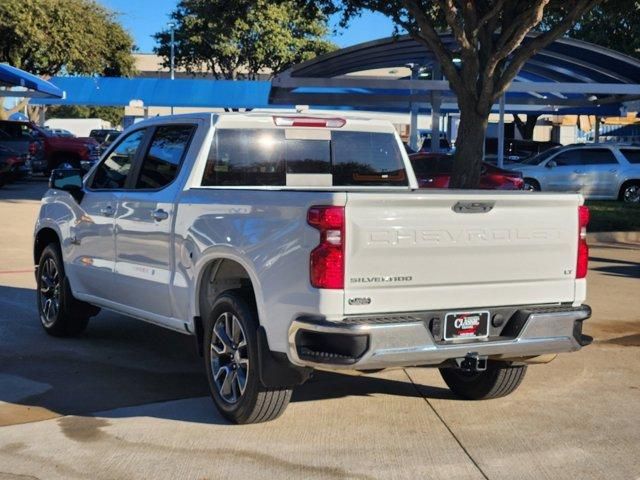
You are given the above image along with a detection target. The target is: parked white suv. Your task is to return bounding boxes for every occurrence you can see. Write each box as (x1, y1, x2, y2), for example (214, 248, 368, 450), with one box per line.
(516, 144, 640, 202)
(34, 113, 592, 423)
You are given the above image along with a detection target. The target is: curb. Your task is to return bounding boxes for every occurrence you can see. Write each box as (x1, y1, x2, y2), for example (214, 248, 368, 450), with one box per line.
(587, 231, 640, 245)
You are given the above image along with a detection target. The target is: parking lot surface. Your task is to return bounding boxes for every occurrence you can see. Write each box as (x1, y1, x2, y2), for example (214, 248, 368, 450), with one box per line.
(1, 179, 639, 480)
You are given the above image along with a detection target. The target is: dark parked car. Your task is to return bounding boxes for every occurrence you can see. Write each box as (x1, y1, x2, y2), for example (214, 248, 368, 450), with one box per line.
(409, 152, 524, 190)
(418, 136, 452, 152)
(0, 144, 27, 185)
(0, 120, 44, 174)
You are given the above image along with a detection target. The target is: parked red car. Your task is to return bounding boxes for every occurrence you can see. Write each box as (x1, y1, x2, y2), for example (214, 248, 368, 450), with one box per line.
(409, 153, 524, 190)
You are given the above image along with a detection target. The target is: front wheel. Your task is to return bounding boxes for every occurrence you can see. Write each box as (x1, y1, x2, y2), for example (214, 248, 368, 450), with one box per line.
(439, 362, 527, 400)
(37, 244, 94, 336)
(204, 291, 292, 424)
(523, 178, 540, 192)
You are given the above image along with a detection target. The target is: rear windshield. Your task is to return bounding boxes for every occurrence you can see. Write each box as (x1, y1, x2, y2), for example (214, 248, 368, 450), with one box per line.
(410, 155, 453, 175)
(620, 148, 640, 164)
(202, 128, 407, 187)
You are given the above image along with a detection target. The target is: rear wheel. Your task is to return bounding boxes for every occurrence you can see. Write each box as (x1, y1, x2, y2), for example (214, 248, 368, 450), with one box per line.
(204, 291, 292, 424)
(439, 362, 527, 400)
(619, 181, 640, 203)
(37, 244, 96, 336)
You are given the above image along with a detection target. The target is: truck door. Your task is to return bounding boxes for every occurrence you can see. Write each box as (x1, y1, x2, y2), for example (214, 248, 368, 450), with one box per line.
(67, 128, 148, 301)
(543, 149, 585, 193)
(577, 148, 621, 198)
(112, 124, 197, 319)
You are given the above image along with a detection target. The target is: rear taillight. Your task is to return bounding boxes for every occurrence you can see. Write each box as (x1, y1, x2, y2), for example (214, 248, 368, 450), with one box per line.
(307, 206, 345, 289)
(577, 206, 590, 279)
(273, 116, 346, 128)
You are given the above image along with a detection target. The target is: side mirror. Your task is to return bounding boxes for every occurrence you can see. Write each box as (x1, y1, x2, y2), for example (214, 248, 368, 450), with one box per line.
(49, 168, 84, 202)
(546, 160, 557, 168)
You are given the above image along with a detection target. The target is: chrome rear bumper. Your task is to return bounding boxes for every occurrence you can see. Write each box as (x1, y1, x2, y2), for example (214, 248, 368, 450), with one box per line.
(288, 305, 591, 369)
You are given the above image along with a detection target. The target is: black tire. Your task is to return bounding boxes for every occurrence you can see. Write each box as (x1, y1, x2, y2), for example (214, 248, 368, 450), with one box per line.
(439, 362, 527, 400)
(619, 181, 640, 203)
(523, 178, 540, 192)
(204, 290, 292, 424)
(36, 244, 95, 337)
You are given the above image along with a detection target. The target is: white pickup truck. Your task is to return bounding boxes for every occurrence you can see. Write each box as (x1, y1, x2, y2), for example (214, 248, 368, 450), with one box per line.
(34, 113, 592, 423)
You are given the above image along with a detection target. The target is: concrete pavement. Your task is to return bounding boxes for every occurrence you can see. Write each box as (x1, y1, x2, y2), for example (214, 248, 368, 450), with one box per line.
(0, 179, 638, 480)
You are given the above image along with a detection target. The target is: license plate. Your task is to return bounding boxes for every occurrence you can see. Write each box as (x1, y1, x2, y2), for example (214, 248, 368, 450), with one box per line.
(443, 311, 490, 340)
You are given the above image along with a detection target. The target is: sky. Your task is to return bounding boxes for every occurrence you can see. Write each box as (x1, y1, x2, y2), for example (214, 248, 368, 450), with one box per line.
(98, 0, 399, 53)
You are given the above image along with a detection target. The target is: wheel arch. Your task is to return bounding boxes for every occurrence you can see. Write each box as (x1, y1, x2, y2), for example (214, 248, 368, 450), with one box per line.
(34, 227, 61, 266)
(192, 251, 264, 326)
(618, 178, 640, 201)
(523, 177, 541, 191)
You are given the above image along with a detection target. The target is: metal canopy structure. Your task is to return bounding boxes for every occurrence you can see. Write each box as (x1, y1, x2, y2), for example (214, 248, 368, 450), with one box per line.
(32, 77, 272, 109)
(270, 33, 640, 165)
(270, 33, 640, 114)
(0, 64, 64, 99)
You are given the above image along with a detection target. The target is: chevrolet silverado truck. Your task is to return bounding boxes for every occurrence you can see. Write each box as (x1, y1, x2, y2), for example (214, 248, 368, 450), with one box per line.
(34, 113, 592, 424)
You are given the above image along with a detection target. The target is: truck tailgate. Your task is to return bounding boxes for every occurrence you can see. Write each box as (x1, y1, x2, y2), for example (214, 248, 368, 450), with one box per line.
(344, 191, 581, 315)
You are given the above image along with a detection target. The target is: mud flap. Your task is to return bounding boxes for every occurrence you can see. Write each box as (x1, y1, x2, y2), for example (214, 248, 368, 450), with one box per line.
(257, 326, 312, 388)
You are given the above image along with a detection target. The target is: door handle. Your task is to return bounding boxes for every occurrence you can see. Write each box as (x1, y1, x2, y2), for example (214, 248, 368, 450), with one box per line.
(100, 205, 114, 216)
(573, 170, 584, 174)
(151, 209, 169, 221)
(609, 169, 617, 173)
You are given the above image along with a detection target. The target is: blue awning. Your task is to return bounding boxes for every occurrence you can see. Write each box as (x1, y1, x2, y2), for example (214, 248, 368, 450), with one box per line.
(32, 76, 273, 109)
(0, 64, 64, 98)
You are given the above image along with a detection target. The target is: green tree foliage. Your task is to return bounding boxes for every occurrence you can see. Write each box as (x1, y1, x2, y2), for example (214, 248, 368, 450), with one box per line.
(154, 0, 337, 79)
(546, 0, 640, 58)
(46, 105, 124, 129)
(311, 0, 600, 188)
(0, 0, 135, 119)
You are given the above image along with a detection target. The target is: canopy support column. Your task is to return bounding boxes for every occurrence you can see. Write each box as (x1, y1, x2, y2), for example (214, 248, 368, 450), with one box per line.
(497, 94, 506, 168)
(431, 93, 441, 153)
(409, 64, 421, 151)
(430, 63, 442, 154)
(594, 116, 600, 143)
(410, 103, 420, 151)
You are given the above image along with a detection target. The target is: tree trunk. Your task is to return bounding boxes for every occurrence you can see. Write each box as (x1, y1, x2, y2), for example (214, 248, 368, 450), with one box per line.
(450, 105, 490, 189)
(513, 114, 539, 140)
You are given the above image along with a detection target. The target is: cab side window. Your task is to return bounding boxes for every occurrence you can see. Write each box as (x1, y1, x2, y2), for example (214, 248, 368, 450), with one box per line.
(90, 129, 146, 190)
(135, 125, 195, 189)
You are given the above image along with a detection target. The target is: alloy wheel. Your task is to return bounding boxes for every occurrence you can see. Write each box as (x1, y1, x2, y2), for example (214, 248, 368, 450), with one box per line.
(39, 257, 61, 326)
(623, 185, 640, 203)
(210, 312, 249, 404)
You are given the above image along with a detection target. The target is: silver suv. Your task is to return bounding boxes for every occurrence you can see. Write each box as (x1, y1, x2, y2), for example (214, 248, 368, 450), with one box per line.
(516, 144, 640, 202)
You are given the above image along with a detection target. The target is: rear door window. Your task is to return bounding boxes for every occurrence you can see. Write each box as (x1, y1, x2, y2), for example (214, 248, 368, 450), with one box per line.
(620, 149, 640, 164)
(579, 148, 618, 165)
(331, 131, 407, 186)
(202, 128, 407, 187)
(135, 124, 195, 189)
